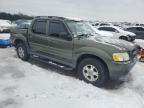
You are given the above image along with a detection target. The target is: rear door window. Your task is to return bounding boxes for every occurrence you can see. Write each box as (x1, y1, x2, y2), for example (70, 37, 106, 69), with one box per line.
(32, 20, 47, 35)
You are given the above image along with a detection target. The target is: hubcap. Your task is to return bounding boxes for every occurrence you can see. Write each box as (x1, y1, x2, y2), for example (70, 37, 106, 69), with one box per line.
(83, 64, 99, 82)
(18, 47, 24, 58)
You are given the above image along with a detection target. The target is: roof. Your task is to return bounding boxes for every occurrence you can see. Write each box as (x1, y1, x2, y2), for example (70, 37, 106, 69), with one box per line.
(35, 16, 83, 21)
(36, 16, 65, 20)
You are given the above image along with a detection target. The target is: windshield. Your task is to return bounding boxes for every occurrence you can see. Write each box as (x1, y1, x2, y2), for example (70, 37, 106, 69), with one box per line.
(66, 21, 95, 36)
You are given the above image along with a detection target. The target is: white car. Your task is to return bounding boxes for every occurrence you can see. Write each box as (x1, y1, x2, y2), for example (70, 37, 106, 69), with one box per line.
(97, 26, 136, 42)
(89, 24, 113, 37)
(94, 29, 113, 37)
(0, 20, 13, 29)
(0, 20, 12, 46)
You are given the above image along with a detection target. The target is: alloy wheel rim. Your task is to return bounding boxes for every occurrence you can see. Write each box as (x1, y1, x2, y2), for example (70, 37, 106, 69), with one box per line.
(18, 47, 24, 58)
(82, 64, 99, 82)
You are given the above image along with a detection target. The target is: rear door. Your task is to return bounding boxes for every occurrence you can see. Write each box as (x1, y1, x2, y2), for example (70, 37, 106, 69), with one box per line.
(28, 19, 47, 52)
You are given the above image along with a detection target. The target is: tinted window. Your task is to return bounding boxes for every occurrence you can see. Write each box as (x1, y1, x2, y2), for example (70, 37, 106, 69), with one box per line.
(98, 27, 116, 32)
(100, 23, 109, 26)
(126, 27, 136, 31)
(32, 20, 46, 34)
(136, 27, 144, 31)
(49, 21, 67, 38)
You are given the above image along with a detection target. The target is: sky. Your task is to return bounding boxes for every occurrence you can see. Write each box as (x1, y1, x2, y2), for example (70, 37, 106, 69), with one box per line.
(0, 0, 144, 22)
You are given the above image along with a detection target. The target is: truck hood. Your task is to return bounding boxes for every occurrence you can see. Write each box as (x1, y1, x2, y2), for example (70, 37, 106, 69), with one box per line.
(93, 36, 135, 51)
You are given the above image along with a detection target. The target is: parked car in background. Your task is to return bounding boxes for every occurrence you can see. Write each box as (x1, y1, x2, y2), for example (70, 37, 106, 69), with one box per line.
(125, 26, 144, 39)
(0, 20, 12, 46)
(0, 19, 13, 31)
(97, 26, 136, 42)
(0, 29, 11, 46)
(94, 28, 113, 37)
(135, 24, 144, 27)
(89, 23, 113, 37)
(11, 16, 137, 87)
(92, 22, 113, 28)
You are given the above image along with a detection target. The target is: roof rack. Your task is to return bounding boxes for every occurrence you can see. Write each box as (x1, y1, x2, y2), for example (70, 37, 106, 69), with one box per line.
(36, 16, 65, 20)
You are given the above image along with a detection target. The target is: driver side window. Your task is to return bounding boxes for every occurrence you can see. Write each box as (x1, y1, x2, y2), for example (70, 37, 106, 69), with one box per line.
(49, 21, 68, 39)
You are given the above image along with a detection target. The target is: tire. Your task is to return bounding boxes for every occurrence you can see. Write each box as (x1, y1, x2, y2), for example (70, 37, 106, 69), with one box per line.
(16, 43, 29, 61)
(77, 58, 108, 87)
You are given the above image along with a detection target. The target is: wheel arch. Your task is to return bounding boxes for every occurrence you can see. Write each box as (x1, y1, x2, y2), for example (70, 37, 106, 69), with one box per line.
(119, 36, 128, 41)
(76, 54, 109, 76)
(14, 39, 24, 47)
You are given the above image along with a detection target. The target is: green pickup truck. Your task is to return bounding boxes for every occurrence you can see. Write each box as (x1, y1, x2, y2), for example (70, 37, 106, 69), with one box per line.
(11, 16, 137, 87)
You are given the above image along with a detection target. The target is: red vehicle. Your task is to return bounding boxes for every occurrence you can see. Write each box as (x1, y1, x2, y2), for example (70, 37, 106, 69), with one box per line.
(137, 48, 144, 62)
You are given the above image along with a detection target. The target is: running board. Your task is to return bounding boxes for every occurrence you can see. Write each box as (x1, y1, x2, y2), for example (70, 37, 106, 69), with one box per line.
(31, 55, 73, 71)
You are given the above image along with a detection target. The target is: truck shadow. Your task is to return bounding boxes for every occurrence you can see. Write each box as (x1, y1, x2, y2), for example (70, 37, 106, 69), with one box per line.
(28, 58, 125, 90)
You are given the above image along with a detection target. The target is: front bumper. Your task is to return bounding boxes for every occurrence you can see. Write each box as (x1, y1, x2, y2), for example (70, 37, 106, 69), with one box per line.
(0, 39, 12, 46)
(108, 56, 137, 80)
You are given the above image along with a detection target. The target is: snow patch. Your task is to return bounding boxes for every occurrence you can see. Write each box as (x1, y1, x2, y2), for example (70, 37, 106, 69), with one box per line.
(0, 48, 144, 108)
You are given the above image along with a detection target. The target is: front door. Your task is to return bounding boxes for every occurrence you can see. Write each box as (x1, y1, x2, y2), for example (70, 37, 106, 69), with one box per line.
(40, 20, 74, 65)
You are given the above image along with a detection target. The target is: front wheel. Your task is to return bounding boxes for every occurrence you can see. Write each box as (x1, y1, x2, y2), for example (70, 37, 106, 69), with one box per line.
(16, 43, 29, 61)
(78, 58, 109, 87)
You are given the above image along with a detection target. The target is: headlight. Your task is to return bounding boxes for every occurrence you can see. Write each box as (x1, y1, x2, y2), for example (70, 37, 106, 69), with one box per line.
(113, 52, 130, 62)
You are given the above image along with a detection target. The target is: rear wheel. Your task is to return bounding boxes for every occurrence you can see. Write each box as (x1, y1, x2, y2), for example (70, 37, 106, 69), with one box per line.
(77, 58, 109, 87)
(16, 43, 29, 61)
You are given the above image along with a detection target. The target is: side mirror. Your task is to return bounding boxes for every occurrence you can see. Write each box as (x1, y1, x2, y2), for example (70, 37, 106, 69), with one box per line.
(59, 32, 72, 41)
